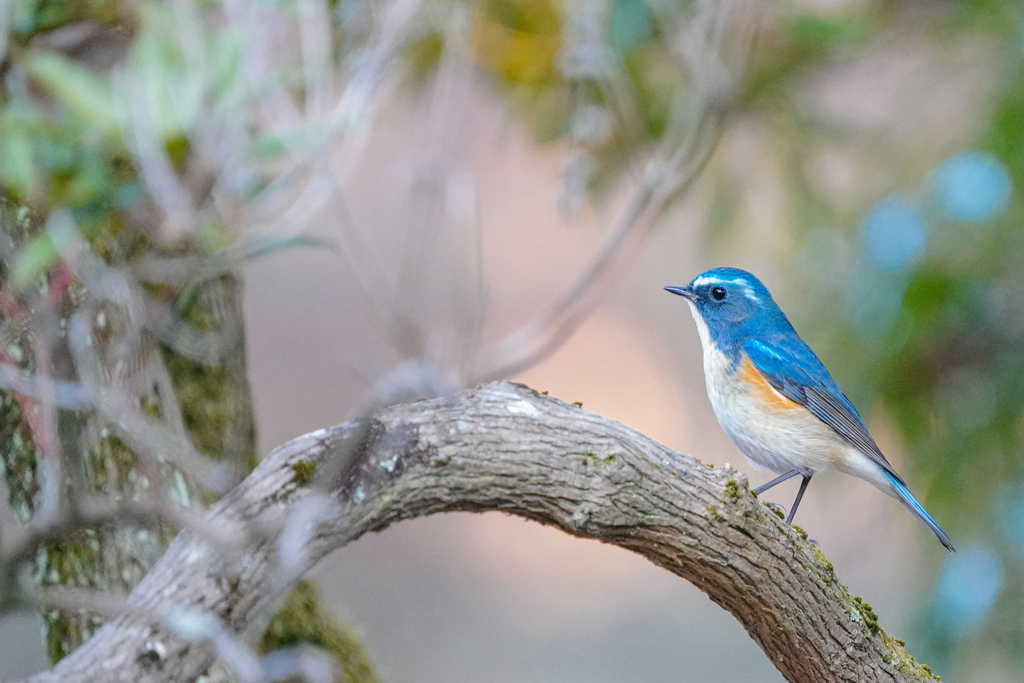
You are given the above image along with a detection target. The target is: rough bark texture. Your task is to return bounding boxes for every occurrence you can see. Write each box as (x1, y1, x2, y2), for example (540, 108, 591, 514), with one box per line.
(0, 0, 379, 673)
(12, 381, 940, 683)
(35, 273, 254, 661)
(1, 212, 376, 680)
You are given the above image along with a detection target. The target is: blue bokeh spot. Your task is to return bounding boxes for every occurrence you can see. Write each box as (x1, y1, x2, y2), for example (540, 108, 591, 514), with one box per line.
(862, 200, 927, 271)
(992, 482, 1024, 558)
(611, 0, 654, 54)
(1006, 495, 1024, 558)
(842, 264, 906, 339)
(935, 546, 1004, 637)
(932, 151, 1012, 223)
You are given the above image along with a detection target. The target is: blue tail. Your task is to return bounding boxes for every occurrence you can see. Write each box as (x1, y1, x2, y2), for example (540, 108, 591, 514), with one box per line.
(884, 471, 955, 552)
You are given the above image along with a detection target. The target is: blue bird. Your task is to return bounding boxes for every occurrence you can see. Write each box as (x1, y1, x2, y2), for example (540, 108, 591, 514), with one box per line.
(666, 267, 955, 551)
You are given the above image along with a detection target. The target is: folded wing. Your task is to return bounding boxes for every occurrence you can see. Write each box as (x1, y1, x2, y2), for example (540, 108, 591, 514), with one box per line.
(741, 338, 905, 486)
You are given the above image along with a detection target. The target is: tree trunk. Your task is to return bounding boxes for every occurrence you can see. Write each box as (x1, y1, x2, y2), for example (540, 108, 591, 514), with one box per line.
(0, 218, 377, 682)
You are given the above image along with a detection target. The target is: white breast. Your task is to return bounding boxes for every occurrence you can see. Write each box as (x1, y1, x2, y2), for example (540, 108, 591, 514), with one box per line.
(686, 303, 847, 475)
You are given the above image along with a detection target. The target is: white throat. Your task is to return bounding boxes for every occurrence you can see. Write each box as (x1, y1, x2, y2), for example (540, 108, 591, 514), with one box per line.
(685, 301, 713, 352)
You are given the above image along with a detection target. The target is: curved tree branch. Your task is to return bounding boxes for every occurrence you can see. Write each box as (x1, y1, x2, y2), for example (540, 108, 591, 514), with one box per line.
(15, 381, 938, 683)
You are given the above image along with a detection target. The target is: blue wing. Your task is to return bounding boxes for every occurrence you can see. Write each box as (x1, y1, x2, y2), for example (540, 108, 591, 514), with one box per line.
(741, 338, 904, 485)
(742, 337, 954, 551)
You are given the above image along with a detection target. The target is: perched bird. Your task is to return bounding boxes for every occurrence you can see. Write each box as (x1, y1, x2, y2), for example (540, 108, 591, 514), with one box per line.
(665, 267, 955, 551)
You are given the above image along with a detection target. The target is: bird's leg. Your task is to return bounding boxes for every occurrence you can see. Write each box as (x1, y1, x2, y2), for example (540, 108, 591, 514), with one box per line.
(785, 475, 812, 525)
(753, 469, 801, 495)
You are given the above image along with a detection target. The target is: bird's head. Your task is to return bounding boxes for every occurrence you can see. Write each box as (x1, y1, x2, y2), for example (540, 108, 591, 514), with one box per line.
(665, 267, 788, 345)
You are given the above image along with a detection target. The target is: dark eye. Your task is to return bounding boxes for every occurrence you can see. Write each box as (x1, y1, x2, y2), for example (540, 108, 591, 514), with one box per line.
(710, 286, 727, 301)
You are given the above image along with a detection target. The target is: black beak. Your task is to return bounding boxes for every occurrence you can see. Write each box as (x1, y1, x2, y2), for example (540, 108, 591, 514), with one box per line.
(664, 285, 697, 301)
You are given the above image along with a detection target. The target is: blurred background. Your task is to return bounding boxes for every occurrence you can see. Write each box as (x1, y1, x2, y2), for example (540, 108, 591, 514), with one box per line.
(2, 0, 1024, 680)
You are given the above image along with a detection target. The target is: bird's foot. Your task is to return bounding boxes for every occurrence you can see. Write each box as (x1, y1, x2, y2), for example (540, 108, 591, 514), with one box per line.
(763, 501, 786, 519)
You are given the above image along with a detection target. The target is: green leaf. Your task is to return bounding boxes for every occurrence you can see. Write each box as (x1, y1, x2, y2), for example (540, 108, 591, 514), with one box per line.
(11, 234, 58, 289)
(131, 11, 191, 138)
(241, 234, 337, 261)
(248, 133, 289, 161)
(0, 123, 37, 198)
(785, 13, 870, 53)
(24, 51, 118, 137)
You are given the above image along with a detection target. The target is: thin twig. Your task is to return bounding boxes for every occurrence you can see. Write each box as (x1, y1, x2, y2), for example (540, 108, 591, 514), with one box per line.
(475, 0, 757, 381)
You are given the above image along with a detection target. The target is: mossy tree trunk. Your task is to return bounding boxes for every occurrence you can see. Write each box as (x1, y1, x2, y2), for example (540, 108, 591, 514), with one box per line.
(0, 230, 378, 681)
(0, 2, 378, 679)
(1, 261, 255, 661)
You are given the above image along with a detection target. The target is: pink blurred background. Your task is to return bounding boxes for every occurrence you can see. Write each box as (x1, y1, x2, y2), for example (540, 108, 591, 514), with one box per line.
(1, 60, 971, 683)
(243, 78, 927, 682)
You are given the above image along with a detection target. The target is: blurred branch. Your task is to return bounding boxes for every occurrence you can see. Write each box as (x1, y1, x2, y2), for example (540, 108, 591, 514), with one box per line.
(15, 382, 937, 683)
(475, 122, 723, 379)
(0, 495, 216, 568)
(10, 587, 130, 620)
(476, 0, 762, 380)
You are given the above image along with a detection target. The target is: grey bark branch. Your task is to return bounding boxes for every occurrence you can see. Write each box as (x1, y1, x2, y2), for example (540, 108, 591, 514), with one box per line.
(14, 381, 937, 683)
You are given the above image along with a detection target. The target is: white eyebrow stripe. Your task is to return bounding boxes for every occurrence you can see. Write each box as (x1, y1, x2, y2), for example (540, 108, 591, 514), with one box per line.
(693, 275, 745, 288)
(691, 275, 760, 300)
(692, 276, 725, 288)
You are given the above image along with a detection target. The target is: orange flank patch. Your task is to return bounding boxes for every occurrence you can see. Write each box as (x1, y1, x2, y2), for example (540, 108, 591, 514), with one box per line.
(738, 355, 801, 411)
